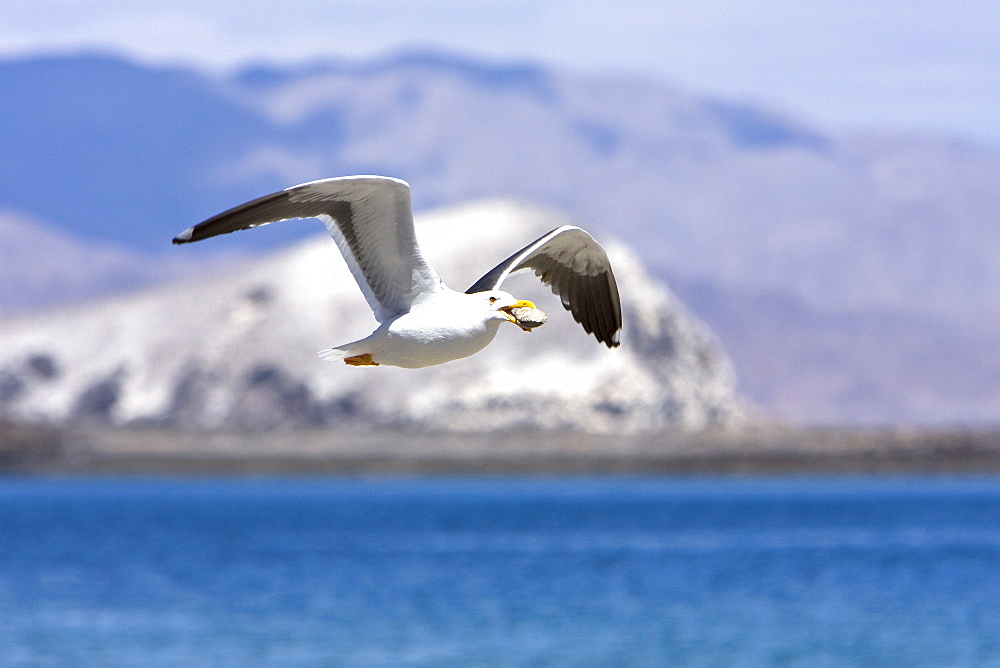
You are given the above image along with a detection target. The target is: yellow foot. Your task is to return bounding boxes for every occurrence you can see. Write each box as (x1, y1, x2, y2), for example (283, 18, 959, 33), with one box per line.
(344, 353, 379, 366)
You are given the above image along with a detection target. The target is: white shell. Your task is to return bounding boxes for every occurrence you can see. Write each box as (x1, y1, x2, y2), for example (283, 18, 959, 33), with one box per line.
(511, 306, 548, 328)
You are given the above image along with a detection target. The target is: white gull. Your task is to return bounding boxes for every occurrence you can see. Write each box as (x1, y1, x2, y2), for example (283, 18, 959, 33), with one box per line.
(173, 175, 621, 368)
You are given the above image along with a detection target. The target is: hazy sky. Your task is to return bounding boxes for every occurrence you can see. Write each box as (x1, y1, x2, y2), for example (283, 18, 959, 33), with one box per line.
(4, 1, 998, 144)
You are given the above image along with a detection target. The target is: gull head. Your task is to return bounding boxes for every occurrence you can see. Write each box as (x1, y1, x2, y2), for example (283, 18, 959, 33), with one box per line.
(477, 290, 537, 331)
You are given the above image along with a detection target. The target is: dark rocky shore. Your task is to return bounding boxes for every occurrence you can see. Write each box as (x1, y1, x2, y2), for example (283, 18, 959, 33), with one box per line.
(4, 420, 1000, 475)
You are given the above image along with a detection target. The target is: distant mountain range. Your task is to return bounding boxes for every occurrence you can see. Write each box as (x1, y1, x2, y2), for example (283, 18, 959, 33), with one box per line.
(0, 210, 227, 312)
(0, 202, 742, 432)
(1, 51, 997, 424)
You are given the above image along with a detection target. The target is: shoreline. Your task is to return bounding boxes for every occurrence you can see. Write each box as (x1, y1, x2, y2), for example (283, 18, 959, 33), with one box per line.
(4, 423, 1000, 475)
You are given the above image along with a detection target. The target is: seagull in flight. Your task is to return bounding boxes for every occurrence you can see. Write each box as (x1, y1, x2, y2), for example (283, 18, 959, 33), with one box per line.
(173, 176, 621, 368)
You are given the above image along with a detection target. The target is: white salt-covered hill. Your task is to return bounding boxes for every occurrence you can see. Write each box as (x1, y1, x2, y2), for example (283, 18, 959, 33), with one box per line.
(0, 202, 744, 433)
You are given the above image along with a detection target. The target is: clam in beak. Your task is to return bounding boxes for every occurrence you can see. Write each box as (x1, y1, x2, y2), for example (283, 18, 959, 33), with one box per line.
(500, 299, 537, 332)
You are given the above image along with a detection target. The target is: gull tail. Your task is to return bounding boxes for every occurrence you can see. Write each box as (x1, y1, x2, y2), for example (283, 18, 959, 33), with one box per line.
(318, 337, 363, 362)
(318, 347, 348, 363)
(318, 338, 377, 366)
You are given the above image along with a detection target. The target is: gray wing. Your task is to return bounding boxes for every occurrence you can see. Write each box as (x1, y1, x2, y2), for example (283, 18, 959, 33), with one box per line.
(467, 225, 622, 348)
(173, 175, 442, 322)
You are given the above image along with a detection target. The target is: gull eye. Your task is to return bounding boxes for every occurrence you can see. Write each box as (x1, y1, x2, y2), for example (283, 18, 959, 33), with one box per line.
(489, 296, 497, 304)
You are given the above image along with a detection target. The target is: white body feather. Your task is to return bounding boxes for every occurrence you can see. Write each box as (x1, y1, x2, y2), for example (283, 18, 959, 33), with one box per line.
(319, 288, 509, 368)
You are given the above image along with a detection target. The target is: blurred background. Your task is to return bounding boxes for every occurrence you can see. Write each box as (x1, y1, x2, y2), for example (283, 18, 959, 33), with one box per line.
(1, 0, 998, 426)
(3, 3, 1000, 665)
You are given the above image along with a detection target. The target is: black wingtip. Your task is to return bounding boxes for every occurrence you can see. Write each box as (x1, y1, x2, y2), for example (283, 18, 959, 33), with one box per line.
(172, 227, 195, 245)
(606, 328, 622, 348)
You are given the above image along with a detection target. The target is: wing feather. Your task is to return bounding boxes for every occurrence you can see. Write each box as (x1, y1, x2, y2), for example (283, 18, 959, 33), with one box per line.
(173, 176, 442, 321)
(467, 225, 622, 347)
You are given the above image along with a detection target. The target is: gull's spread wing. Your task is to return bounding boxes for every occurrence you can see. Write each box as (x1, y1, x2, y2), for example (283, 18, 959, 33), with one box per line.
(467, 225, 622, 347)
(173, 176, 442, 322)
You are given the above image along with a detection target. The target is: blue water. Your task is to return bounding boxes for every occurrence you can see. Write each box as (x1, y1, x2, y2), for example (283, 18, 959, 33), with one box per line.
(1, 477, 1000, 666)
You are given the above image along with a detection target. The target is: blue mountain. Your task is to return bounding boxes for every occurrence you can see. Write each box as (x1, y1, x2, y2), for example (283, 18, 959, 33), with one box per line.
(2, 51, 998, 423)
(0, 52, 826, 254)
(0, 54, 305, 251)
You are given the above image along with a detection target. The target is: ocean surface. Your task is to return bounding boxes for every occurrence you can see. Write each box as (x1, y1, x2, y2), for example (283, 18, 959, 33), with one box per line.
(1, 476, 1000, 666)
